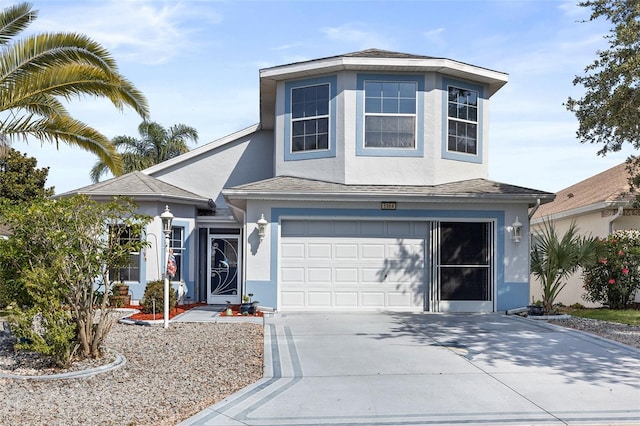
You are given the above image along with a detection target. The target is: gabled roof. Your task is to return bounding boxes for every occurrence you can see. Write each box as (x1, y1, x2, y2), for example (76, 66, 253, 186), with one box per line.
(259, 48, 508, 130)
(532, 162, 633, 220)
(56, 171, 210, 206)
(223, 176, 553, 206)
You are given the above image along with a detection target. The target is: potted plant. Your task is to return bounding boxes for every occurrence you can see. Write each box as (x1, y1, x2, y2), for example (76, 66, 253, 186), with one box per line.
(240, 293, 259, 315)
(109, 282, 130, 307)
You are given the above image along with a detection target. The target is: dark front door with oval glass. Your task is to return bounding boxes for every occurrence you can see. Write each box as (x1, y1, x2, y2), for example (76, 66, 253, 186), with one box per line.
(208, 236, 241, 304)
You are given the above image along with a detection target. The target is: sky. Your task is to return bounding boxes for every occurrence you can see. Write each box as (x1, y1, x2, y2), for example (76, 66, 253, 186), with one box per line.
(6, 0, 635, 194)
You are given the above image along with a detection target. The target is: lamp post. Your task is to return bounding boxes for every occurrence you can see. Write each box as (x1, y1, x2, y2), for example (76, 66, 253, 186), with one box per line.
(160, 205, 174, 329)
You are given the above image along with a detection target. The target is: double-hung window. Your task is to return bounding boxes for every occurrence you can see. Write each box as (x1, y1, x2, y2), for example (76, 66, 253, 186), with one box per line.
(291, 83, 330, 153)
(169, 226, 184, 281)
(285, 76, 337, 161)
(109, 225, 142, 282)
(447, 86, 479, 155)
(364, 81, 417, 149)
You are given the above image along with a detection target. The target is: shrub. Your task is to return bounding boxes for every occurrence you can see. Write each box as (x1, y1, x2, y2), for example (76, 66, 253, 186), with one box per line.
(141, 280, 175, 314)
(582, 230, 640, 309)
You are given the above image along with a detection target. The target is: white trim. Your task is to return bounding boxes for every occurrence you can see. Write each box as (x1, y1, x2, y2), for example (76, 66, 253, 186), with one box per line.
(531, 200, 630, 224)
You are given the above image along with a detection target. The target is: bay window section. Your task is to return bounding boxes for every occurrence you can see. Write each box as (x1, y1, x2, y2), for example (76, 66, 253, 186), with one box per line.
(447, 86, 478, 155)
(364, 81, 417, 149)
(291, 83, 330, 153)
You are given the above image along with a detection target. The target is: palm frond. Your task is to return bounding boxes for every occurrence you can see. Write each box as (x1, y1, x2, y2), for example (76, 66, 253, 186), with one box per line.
(0, 2, 34, 46)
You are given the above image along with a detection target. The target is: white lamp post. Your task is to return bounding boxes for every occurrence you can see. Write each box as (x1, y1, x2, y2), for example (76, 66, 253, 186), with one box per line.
(160, 205, 174, 329)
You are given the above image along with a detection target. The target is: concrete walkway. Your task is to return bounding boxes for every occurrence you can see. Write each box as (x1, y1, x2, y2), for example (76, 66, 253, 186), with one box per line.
(180, 312, 640, 425)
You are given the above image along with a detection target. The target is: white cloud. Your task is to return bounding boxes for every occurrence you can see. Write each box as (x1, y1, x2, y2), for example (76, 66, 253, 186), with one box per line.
(31, 0, 222, 65)
(423, 28, 446, 49)
(321, 23, 391, 50)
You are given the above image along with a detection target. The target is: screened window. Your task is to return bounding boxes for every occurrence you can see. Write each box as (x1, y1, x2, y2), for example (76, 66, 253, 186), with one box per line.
(109, 225, 141, 282)
(291, 83, 330, 152)
(364, 81, 416, 148)
(169, 226, 184, 281)
(447, 86, 478, 155)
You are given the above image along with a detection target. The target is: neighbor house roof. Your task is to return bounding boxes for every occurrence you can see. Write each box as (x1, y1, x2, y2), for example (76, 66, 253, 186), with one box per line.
(223, 176, 554, 206)
(532, 162, 633, 220)
(259, 48, 509, 130)
(56, 171, 211, 206)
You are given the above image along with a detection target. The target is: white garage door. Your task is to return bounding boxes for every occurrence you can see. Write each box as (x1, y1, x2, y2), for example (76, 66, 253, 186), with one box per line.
(280, 220, 426, 311)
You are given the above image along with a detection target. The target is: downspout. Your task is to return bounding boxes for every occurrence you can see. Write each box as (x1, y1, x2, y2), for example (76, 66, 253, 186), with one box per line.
(608, 206, 624, 235)
(227, 202, 248, 298)
(528, 198, 541, 220)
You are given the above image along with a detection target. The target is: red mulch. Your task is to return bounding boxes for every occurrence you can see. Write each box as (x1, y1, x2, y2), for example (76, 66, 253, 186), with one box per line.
(126, 303, 207, 321)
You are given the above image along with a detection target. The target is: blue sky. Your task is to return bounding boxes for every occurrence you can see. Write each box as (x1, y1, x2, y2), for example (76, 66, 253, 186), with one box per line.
(9, 0, 634, 194)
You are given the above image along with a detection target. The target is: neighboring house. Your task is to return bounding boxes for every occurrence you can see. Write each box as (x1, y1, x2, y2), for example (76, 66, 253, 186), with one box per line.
(530, 162, 640, 306)
(63, 49, 554, 313)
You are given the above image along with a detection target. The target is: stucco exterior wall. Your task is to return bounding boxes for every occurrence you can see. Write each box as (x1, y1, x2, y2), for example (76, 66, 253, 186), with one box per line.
(530, 210, 640, 307)
(150, 129, 275, 209)
(274, 71, 490, 186)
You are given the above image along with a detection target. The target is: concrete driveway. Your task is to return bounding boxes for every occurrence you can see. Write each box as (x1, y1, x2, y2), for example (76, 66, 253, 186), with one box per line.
(180, 312, 640, 425)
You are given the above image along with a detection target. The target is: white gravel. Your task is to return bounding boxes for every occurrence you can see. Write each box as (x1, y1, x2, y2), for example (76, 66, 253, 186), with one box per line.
(0, 322, 263, 425)
(546, 316, 640, 349)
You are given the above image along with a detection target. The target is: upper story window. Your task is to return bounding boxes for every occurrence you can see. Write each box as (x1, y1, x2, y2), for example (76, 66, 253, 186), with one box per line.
(442, 78, 483, 164)
(356, 74, 424, 158)
(291, 84, 329, 152)
(364, 81, 417, 149)
(284, 76, 337, 161)
(447, 86, 478, 155)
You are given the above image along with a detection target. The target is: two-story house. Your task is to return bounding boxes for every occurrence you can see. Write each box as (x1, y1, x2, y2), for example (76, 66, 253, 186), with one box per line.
(65, 49, 554, 313)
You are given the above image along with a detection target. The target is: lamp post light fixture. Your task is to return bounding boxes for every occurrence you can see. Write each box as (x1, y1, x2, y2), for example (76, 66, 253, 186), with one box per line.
(160, 205, 174, 329)
(257, 214, 268, 242)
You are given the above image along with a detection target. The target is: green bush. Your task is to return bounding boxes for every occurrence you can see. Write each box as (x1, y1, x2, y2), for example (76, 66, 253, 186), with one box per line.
(141, 280, 175, 314)
(582, 230, 640, 309)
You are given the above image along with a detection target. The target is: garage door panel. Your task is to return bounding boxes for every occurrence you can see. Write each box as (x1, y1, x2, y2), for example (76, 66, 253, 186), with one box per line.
(281, 292, 305, 307)
(281, 243, 305, 259)
(281, 267, 305, 283)
(389, 292, 413, 307)
(308, 267, 332, 283)
(308, 243, 332, 259)
(361, 244, 386, 259)
(361, 292, 385, 307)
(308, 291, 331, 307)
(335, 268, 358, 282)
(335, 243, 358, 259)
(335, 292, 358, 307)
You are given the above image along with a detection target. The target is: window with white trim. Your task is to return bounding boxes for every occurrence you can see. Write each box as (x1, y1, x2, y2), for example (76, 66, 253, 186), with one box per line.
(169, 226, 184, 281)
(364, 81, 417, 149)
(291, 83, 330, 152)
(447, 86, 478, 155)
(108, 225, 141, 282)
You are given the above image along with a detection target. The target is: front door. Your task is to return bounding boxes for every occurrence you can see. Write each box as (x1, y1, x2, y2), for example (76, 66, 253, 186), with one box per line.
(207, 235, 241, 304)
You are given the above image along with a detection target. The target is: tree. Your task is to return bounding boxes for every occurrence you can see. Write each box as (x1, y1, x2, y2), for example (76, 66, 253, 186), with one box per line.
(566, 1, 640, 188)
(531, 220, 598, 314)
(0, 2, 149, 177)
(0, 148, 54, 205)
(0, 195, 151, 366)
(90, 122, 198, 182)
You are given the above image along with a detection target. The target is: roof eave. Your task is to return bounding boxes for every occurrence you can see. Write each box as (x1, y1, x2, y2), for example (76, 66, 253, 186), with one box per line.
(531, 199, 631, 224)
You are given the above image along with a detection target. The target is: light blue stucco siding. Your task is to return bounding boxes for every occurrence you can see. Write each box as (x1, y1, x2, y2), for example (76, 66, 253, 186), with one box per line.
(250, 207, 520, 311)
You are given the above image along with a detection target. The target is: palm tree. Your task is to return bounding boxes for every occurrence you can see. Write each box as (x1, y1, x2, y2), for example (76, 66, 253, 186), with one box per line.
(0, 3, 149, 176)
(90, 122, 198, 182)
(530, 220, 598, 314)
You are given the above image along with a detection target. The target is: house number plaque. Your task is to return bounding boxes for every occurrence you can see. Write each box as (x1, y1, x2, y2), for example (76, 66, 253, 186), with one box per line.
(381, 202, 396, 210)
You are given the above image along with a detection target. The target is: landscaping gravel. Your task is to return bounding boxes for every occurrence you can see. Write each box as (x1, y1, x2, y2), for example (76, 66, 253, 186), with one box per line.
(0, 314, 638, 426)
(0, 321, 263, 425)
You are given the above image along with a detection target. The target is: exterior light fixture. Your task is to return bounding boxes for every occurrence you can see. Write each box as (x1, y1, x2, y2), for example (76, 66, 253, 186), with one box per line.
(160, 205, 174, 328)
(257, 214, 268, 241)
(508, 217, 523, 243)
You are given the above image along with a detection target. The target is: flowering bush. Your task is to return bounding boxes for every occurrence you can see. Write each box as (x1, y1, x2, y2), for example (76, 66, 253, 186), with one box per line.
(582, 230, 640, 309)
